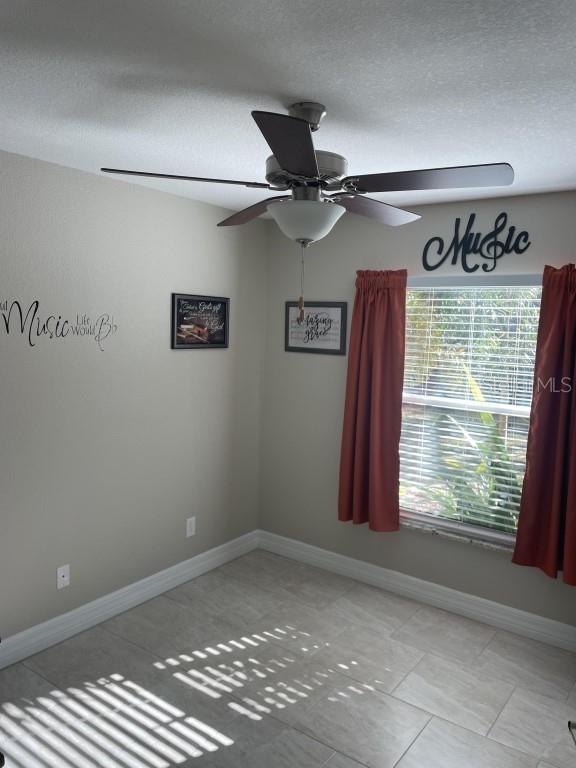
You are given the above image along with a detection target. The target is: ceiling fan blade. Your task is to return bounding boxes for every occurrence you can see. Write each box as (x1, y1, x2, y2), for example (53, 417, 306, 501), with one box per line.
(217, 196, 291, 227)
(252, 111, 319, 178)
(101, 168, 270, 188)
(343, 163, 514, 194)
(332, 195, 421, 226)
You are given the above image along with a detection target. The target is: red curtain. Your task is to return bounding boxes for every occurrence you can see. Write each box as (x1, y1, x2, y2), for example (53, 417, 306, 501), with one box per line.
(513, 264, 576, 585)
(338, 269, 407, 531)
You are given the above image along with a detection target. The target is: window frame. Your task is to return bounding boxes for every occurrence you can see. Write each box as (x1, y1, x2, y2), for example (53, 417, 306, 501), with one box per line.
(400, 273, 543, 549)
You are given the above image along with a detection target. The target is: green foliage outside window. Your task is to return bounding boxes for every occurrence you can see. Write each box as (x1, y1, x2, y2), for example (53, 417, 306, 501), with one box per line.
(400, 287, 541, 534)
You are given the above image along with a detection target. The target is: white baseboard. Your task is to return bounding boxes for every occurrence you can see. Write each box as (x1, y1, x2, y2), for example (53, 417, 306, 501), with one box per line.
(3, 527, 575, 670)
(257, 530, 576, 653)
(0, 531, 259, 670)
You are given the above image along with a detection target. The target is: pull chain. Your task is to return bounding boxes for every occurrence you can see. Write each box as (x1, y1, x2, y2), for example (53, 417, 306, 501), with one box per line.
(298, 242, 306, 324)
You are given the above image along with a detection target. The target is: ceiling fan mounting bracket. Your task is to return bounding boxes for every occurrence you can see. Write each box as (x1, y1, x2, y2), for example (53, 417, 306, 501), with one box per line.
(288, 101, 327, 131)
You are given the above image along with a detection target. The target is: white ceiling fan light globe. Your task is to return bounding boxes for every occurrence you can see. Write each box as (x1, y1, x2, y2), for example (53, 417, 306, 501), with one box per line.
(267, 200, 346, 244)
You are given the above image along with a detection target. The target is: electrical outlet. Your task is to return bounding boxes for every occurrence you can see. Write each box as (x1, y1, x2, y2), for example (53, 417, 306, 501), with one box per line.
(57, 564, 70, 590)
(186, 516, 196, 538)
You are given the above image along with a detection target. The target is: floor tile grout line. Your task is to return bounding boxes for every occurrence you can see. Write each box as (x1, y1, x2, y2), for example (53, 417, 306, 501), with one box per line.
(388, 617, 498, 665)
(16, 661, 58, 691)
(390, 704, 498, 744)
(428, 713, 542, 762)
(101, 618, 313, 678)
(254, 652, 576, 764)
(10, 663, 100, 742)
(386, 652, 428, 697)
(485, 681, 518, 741)
(382, 605, 424, 637)
(18, 621, 183, 731)
(147, 587, 222, 617)
(277, 717, 373, 768)
(232, 657, 439, 760)
(387, 668, 538, 746)
(2, 678, 241, 766)
(484, 680, 576, 764)
(389, 603, 428, 644)
(75, 621, 171, 665)
(209, 576, 359, 615)
(477, 625, 499, 657)
(326, 592, 425, 640)
(13, 658, 277, 760)
(323, 746, 371, 768)
(291, 721, 372, 768)
(382, 638, 494, 670)
(159, 587, 333, 629)
(391, 712, 433, 767)
(222, 553, 362, 601)
(18, 604, 190, 678)
(389, 648, 525, 700)
(213, 644, 408, 767)
(283, 646, 418, 697)
(390, 604, 499, 647)
(317, 747, 338, 768)
(14, 647, 194, 746)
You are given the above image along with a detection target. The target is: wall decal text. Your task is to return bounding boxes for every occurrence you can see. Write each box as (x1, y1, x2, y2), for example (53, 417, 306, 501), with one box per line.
(0, 300, 118, 350)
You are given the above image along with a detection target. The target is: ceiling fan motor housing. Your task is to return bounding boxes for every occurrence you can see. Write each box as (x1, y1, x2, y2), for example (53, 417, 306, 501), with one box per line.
(265, 150, 348, 188)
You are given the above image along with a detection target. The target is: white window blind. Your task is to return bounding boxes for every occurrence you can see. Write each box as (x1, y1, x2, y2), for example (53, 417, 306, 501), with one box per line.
(400, 285, 542, 536)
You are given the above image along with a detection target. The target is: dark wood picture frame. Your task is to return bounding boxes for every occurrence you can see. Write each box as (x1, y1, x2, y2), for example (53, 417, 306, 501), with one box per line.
(171, 293, 230, 349)
(285, 301, 347, 355)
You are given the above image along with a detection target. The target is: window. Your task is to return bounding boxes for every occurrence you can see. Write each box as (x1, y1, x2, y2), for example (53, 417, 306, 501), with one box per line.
(400, 283, 542, 540)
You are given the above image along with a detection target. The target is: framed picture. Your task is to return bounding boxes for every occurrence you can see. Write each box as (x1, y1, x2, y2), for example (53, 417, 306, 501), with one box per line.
(285, 301, 347, 355)
(171, 294, 229, 349)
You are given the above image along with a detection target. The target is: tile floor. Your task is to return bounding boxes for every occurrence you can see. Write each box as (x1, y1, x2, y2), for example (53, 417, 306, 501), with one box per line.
(1, 551, 576, 767)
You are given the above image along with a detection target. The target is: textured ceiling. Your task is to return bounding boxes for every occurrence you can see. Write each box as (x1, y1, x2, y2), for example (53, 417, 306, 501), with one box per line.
(1, 0, 575, 213)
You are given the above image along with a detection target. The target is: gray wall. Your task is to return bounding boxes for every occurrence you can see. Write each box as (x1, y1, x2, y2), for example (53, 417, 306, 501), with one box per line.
(0, 150, 268, 638)
(260, 192, 576, 627)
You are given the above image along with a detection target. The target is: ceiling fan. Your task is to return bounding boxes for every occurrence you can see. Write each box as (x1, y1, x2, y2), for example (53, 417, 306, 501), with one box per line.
(101, 101, 514, 246)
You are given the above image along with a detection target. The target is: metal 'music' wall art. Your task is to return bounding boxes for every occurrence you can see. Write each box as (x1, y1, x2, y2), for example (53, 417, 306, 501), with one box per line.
(422, 212, 531, 273)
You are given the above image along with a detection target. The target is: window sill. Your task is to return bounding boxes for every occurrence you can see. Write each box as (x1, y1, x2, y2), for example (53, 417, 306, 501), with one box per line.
(400, 510, 515, 552)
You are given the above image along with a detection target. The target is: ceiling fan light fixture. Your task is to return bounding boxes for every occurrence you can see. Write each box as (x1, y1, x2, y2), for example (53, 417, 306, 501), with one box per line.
(267, 200, 345, 244)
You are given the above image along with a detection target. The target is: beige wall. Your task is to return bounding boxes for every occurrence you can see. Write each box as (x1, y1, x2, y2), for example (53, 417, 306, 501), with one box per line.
(260, 191, 576, 627)
(2, 149, 575, 641)
(0, 150, 268, 638)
